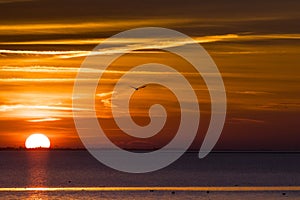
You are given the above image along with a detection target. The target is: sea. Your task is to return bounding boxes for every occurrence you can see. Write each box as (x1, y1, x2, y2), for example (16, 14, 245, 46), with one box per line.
(0, 150, 299, 199)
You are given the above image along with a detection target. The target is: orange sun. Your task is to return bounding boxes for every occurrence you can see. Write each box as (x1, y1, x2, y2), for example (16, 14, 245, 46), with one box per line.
(25, 133, 51, 149)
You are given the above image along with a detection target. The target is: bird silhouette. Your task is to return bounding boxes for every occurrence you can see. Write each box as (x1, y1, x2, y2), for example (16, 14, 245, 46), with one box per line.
(130, 85, 147, 91)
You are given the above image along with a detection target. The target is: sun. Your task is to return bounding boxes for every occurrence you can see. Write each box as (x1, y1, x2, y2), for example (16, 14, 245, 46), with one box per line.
(25, 133, 51, 149)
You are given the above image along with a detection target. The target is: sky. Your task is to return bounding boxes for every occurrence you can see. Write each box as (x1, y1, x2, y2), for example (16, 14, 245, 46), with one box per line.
(0, 0, 299, 150)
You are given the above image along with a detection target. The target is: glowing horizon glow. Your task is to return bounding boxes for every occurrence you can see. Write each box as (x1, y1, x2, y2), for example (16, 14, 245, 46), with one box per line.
(25, 133, 51, 149)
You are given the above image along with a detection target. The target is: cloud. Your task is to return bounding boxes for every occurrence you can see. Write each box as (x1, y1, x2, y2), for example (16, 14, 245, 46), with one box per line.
(0, 104, 74, 112)
(0, 49, 87, 57)
(26, 117, 61, 122)
(233, 91, 273, 95)
(1, 33, 299, 59)
(0, 103, 90, 119)
(0, 19, 194, 35)
(0, 66, 80, 73)
(257, 103, 300, 111)
(100, 99, 114, 108)
(97, 92, 117, 108)
(96, 91, 114, 98)
(0, 48, 158, 59)
(0, 78, 76, 82)
(0, 65, 218, 83)
(230, 117, 265, 124)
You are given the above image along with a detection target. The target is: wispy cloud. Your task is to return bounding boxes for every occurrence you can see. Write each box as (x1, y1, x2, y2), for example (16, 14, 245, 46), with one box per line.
(1, 33, 299, 59)
(0, 49, 159, 59)
(96, 91, 117, 108)
(0, 19, 194, 35)
(233, 91, 273, 95)
(0, 78, 76, 82)
(96, 91, 114, 98)
(0, 103, 89, 119)
(100, 98, 114, 108)
(0, 104, 74, 112)
(0, 49, 87, 57)
(257, 102, 300, 111)
(1, 33, 299, 46)
(230, 117, 265, 124)
(0, 104, 69, 119)
(0, 34, 237, 45)
(26, 117, 61, 122)
(0, 66, 80, 73)
(0, 65, 232, 77)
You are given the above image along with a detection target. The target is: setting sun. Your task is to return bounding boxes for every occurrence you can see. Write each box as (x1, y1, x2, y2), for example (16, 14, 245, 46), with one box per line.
(25, 134, 51, 149)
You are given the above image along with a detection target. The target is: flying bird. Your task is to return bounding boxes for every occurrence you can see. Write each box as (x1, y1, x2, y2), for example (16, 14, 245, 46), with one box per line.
(130, 85, 147, 91)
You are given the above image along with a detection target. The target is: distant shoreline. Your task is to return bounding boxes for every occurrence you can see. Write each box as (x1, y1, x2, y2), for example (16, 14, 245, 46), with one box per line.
(0, 147, 300, 154)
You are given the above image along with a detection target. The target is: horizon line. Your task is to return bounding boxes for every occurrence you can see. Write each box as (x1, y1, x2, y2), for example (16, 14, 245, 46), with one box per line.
(1, 147, 300, 153)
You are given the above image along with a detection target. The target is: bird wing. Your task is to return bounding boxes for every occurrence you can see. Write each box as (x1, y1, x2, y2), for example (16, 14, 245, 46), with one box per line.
(130, 86, 137, 90)
(138, 85, 147, 89)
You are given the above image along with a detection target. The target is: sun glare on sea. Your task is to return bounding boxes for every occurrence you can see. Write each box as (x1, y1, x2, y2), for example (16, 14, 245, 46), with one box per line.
(25, 133, 51, 149)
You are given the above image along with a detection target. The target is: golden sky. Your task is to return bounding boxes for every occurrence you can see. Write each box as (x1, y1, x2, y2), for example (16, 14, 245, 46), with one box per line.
(0, 0, 299, 150)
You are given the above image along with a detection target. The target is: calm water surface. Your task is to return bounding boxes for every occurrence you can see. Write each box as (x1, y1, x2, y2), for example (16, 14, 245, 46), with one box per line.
(0, 151, 299, 199)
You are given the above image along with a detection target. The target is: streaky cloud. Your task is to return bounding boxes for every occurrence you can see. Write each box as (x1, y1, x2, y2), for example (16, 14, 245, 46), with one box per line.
(26, 117, 61, 122)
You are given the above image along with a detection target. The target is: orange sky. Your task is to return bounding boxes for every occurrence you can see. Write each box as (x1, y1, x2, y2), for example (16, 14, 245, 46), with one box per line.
(0, 0, 299, 150)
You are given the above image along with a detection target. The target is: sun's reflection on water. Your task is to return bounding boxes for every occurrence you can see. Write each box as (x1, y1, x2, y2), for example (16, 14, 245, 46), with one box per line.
(25, 150, 50, 200)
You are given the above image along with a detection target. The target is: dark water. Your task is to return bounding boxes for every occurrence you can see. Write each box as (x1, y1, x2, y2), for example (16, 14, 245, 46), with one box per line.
(0, 151, 299, 199)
